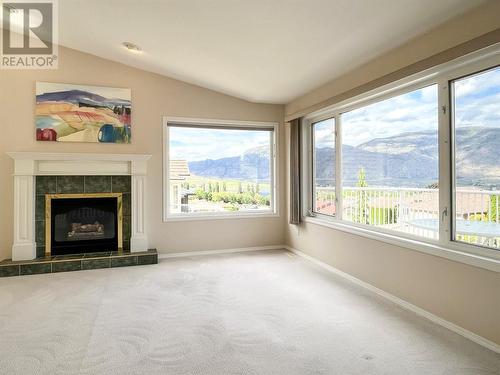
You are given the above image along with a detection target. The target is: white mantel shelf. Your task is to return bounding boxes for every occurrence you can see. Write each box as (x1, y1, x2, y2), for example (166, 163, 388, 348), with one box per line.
(7, 152, 152, 161)
(7, 152, 152, 176)
(7, 152, 152, 261)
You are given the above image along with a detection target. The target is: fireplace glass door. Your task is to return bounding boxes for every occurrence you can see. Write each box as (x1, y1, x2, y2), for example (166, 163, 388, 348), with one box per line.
(47, 195, 121, 255)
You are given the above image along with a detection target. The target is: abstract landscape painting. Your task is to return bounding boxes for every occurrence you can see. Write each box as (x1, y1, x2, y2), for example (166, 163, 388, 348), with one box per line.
(36, 82, 131, 143)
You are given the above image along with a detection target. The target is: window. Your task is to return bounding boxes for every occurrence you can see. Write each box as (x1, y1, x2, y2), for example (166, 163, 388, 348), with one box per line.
(312, 118, 336, 216)
(452, 66, 500, 250)
(301, 47, 500, 265)
(341, 85, 439, 239)
(164, 118, 277, 219)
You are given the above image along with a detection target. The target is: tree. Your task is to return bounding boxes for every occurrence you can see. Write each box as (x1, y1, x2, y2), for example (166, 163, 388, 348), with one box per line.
(215, 182, 220, 192)
(237, 182, 243, 194)
(255, 183, 260, 194)
(355, 168, 368, 224)
(357, 167, 367, 188)
(489, 194, 498, 222)
(222, 181, 227, 192)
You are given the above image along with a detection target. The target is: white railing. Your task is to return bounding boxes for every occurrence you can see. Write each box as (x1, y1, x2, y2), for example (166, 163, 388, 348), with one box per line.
(170, 202, 270, 214)
(315, 186, 500, 248)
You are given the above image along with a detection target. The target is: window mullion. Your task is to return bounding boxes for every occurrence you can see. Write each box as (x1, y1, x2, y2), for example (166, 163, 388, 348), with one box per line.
(310, 121, 316, 216)
(270, 131, 276, 213)
(163, 123, 170, 221)
(438, 79, 452, 247)
(335, 114, 343, 220)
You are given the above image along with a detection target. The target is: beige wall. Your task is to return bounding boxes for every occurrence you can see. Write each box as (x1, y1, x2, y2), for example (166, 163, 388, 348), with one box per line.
(0, 46, 285, 261)
(285, 2, 500, 345)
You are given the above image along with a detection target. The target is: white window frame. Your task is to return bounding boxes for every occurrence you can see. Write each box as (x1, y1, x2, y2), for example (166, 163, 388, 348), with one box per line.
(301, 44, 500, 272)
(163, 117, 279, 221)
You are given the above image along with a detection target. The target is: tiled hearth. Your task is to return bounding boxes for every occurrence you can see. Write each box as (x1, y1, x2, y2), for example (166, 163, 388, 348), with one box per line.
(0, 249, 158, 277)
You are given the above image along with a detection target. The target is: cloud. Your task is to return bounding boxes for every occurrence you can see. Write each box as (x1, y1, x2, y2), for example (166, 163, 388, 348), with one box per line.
(314, 118, 335, 148)
(169, 127, 270, 161)
(454, 68, 500, 128)
(340, 67, 500, 147)
(454, 68, 500, 99)
(342, 85, 439, 146)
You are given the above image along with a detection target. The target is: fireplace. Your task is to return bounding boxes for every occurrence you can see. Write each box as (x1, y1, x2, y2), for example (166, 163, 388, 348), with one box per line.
(46, 193, 123, 256)
(7, 152, 151, 261)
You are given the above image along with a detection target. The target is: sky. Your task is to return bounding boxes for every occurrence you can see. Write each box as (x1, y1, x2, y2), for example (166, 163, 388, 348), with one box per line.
(169, 127, 271, 161)
(454, 67, 500, 128)
(315, 66, 500, 148)
(315, 84, 438, 148)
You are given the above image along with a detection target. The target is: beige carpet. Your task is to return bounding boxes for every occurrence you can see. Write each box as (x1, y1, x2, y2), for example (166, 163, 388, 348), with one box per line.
(0, 249, 498, 375)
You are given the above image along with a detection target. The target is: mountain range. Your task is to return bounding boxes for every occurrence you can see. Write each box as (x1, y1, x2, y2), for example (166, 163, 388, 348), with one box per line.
(188, 126, 500, 187)
(188, 145, 270, 182)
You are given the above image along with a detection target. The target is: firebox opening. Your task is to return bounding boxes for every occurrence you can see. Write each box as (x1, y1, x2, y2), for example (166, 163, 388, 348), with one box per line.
(46, 194, 123, 256)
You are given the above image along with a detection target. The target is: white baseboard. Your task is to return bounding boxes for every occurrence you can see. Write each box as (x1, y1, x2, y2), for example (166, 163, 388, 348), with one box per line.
(158, 245, 286, 259)
(285, 245, 500, 354)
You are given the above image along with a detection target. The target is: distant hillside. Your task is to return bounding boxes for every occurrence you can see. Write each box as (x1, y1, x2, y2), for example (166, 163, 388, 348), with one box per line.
(188, 145, 270, 181)
(359, 131, 438, 158)
(316, 143, 438, 187)
(188, 127, 500, 187)
(454, 127, 500, 185)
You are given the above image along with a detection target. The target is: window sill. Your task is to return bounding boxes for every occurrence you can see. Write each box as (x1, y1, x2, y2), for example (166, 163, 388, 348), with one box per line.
(302, 216, 500, 273)
(164, 211, 279, 222)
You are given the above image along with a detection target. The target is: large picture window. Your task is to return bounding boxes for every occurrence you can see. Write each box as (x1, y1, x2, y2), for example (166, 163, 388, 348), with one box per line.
(452, 66, 500, 250)
(164, 119, 277, 219)
(302, 49, 500, 263)
(341, 85, 439, 239)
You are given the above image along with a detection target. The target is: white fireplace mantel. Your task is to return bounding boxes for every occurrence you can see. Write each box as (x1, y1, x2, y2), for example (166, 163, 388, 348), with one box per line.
(7, 152, 152, 261)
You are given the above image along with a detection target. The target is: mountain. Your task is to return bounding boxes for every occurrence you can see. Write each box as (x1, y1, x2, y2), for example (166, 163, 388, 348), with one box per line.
(188, 145, 270, 181)
(316, 130, 439, 187)
(454, 127, 500, 185)
(316, 143, 439, 187)
(187, 127, 500, 187)
(358, 131, 438, 158)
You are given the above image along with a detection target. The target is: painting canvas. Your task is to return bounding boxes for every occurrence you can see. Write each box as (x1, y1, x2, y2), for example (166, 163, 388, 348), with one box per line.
(36, 82, 131, 143)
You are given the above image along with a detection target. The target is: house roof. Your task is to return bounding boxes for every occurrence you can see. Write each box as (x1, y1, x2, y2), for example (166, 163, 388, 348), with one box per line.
(170, 160, 190, 181)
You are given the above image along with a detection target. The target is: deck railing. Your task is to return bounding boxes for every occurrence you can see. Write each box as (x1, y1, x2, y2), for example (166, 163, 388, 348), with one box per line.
(315, 186, 500, 248)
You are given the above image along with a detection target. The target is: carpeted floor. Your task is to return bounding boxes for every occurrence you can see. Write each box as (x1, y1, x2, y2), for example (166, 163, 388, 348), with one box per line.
(0, 249, 498, 375)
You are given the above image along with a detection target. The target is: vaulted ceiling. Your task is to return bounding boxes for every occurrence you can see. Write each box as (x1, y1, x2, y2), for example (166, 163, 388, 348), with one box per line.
(59, 0, 486, 104)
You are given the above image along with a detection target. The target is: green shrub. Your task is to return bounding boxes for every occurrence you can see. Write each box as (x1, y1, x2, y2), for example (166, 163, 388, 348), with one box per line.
(193, 188, 270, 207)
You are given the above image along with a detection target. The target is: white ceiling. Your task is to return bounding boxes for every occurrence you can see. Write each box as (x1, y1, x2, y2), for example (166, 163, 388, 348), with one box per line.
(59, 0, 485, 104)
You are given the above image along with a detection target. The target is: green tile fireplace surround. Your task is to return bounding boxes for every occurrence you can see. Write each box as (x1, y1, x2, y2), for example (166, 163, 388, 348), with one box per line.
(35, 175, 132, 258)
